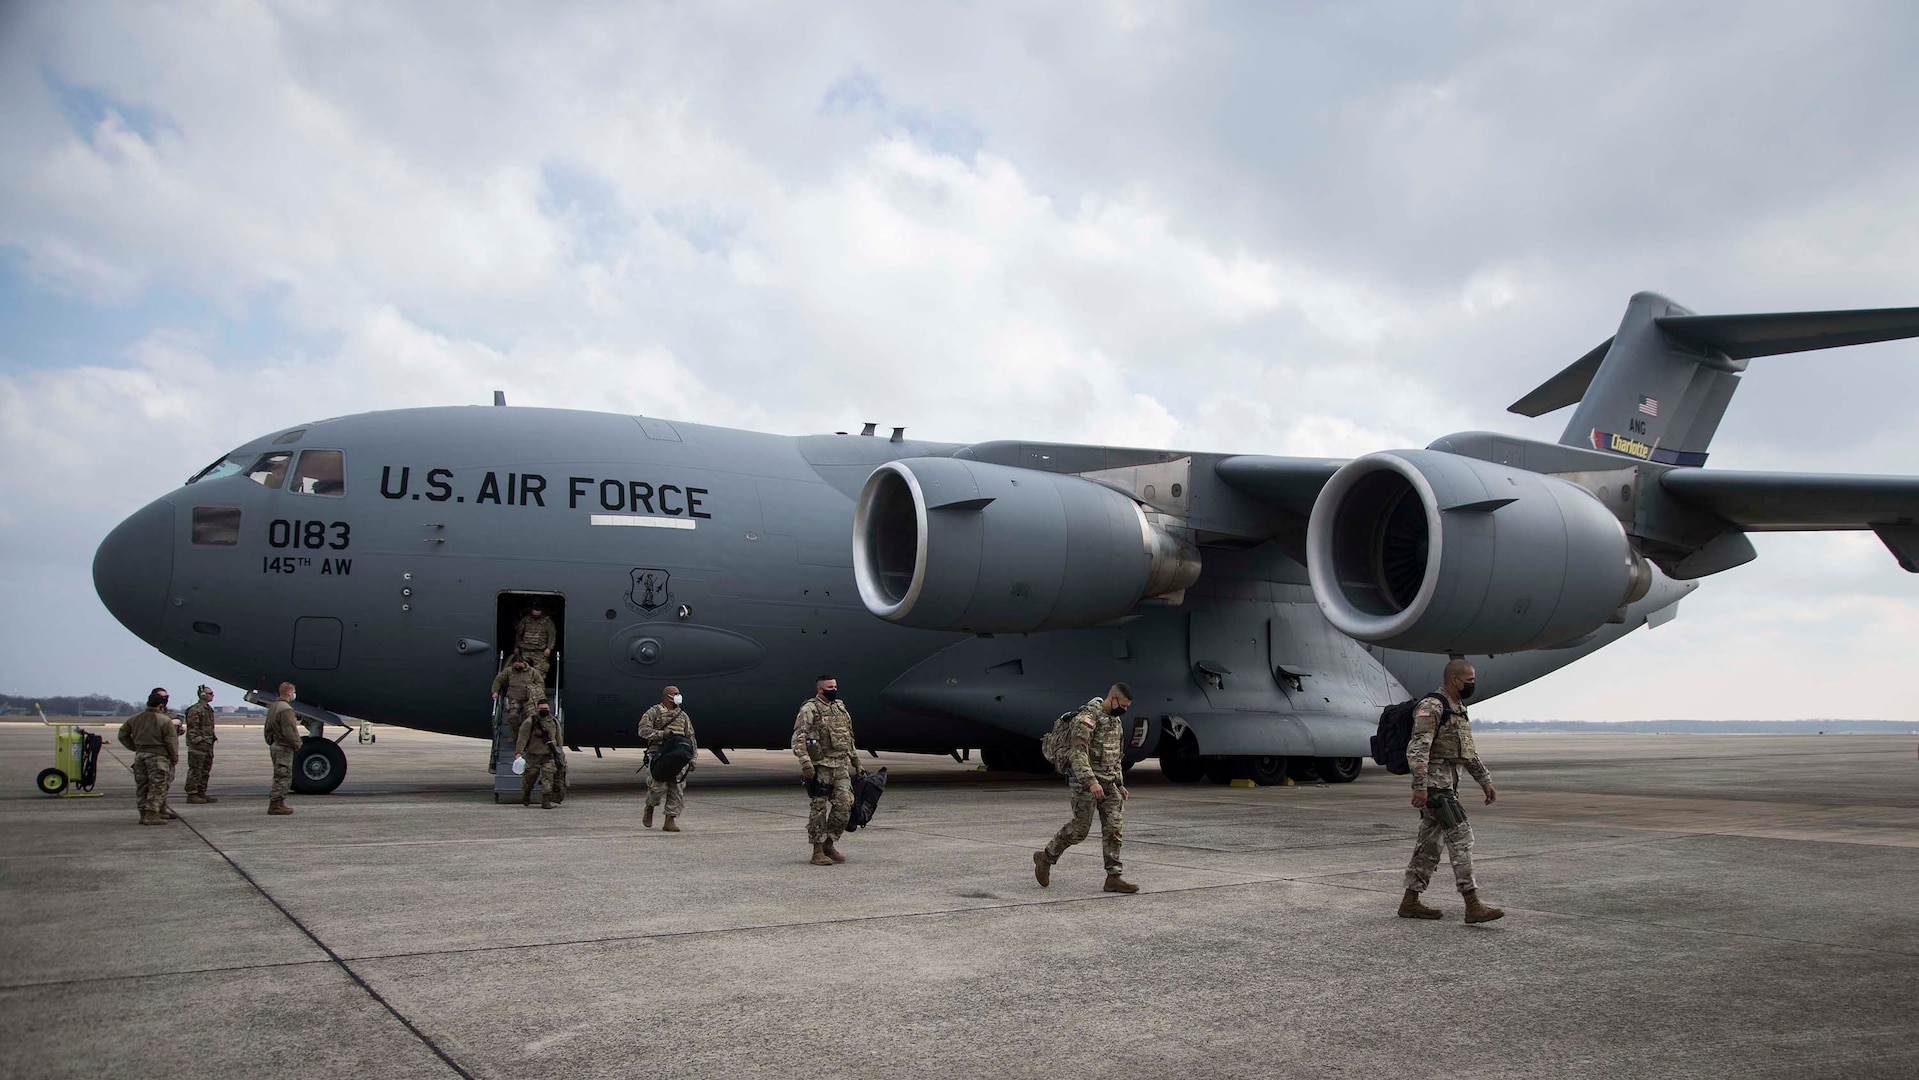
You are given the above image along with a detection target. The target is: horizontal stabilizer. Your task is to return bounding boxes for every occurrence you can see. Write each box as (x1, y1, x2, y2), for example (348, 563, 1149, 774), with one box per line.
(1507, 338, 1613, 417)
(1658, 469, 1919, 530)
(1213, 456, 1346, 514)
(1656, 306, 1919, 360)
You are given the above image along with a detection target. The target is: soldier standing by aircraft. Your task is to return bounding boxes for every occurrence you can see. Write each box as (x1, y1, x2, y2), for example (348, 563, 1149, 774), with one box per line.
(792, 676, 859, 866)
(1399, 658, 1503, 924)
(1033, 684, 1138, 894)
(515, 701, 562, 809)
(264, 682, 301, 816)
(514, 604, 557, 677)
(183, 684, 219, 803)
(637, 685, 695, 831)
(117, 688, 179, 826)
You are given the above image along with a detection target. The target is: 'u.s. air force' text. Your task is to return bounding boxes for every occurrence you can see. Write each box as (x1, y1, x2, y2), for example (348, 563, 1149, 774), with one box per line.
(378, 466, 711, 518)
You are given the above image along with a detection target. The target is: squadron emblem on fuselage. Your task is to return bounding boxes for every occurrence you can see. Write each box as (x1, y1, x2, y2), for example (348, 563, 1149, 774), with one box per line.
(626, 568, 672, 618)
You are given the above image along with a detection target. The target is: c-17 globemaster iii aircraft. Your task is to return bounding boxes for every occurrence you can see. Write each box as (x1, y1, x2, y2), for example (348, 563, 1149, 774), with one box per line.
(94, 293, 1919, 794)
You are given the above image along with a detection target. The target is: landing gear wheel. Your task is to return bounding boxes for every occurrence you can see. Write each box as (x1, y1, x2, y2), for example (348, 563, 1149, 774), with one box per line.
(1316, 756, 1362, 783)
(1248, 756, 1290, 787)
(1158, 753, 1206, 784)
(1204, 758, 1246, 785)
(292, 737, 348, 795)
(36, 768, 68, 796)
(1286, 758, 1321, 782)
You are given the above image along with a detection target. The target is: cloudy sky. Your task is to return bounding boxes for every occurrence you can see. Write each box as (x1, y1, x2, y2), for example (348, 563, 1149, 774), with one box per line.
(2, 1, 1915, 721)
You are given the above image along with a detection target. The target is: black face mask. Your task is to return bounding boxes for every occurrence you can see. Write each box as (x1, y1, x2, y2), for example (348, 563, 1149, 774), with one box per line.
(1108, 704, 1129, 716)
(821, 688, 839, 703)
(1458, 681, 1476, 701)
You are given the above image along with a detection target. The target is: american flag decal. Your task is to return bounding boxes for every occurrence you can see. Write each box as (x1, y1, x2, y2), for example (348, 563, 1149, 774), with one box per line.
(1637, 396, 1659, 417)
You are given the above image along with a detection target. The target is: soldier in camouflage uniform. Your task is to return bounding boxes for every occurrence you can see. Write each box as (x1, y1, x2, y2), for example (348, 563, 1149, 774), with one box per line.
(1034, 684, 1138, 893)
(514, 604, 558, 678)
(792, 676, 859, 866)
(117, 689, 179, 825)
(491, 655, 544, 744)
(515, 701, 562, 809)
(1400, 658, 1504, 924)
(638, 685, 696, 831)
(183, 685, 219, 803)
(264, 682, 302, 816)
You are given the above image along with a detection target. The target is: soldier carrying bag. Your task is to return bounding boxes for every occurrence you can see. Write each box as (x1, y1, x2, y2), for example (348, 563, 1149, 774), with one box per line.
(1371, 694, 1451, 774)
(650, 732, 696, 781)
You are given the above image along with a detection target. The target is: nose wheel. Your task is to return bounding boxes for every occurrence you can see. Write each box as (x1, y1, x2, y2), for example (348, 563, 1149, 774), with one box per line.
(291, 737, 349, 795)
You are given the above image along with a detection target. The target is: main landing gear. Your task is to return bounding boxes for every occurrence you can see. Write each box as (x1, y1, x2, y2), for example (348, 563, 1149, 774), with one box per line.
(1157, 736, 1362, 787)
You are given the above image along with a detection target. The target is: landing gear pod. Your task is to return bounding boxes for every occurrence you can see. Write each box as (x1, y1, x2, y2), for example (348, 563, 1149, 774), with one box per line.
(853, 458, 1200, 633)
(1306, 450, 1651, 654)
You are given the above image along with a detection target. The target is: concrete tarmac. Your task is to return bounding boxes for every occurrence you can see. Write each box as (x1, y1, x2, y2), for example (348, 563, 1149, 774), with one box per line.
(2, 724, 1915, 1078)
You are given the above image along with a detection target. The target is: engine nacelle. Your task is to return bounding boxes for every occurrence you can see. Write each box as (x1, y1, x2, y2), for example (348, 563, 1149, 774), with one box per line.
(853, 458, 1200, 633)
(1306, 450, 1651, 653)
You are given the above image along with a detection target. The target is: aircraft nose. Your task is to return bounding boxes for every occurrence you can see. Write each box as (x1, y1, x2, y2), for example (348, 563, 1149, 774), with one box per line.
(94, 499, 175, 646)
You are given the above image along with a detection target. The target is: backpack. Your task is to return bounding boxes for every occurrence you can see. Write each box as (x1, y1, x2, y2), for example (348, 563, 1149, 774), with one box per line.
(1037, 709, 1082, 772)
(846, 766, 888, 831)
(650, 732, 696, 781)
(1371, 694, 1451, 774)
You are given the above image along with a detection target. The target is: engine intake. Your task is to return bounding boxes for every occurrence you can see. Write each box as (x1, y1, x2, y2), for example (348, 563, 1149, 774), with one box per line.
(854, 458, 1200, 633)
(1306, 450, 1650, 653)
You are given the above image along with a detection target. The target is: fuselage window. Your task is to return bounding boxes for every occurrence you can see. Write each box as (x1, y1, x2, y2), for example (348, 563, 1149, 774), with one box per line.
(247, 452, 292, 489)
(192, 506, 242, 546)
(188, 452, 253, 485)
(291, 449, 345, 496)
(272, 428, 308, 446)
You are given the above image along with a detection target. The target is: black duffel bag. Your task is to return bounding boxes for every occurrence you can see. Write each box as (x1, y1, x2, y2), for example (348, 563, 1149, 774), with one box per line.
(649, 732, 696, 781)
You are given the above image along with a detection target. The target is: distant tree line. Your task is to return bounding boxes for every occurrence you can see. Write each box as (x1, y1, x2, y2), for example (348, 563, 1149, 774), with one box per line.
(0, 692, 140, 715)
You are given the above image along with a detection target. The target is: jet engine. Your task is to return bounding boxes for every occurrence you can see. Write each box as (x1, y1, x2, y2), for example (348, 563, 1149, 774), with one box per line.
(853, 458, 1200, 633)
(1306, 450, 1651, 653)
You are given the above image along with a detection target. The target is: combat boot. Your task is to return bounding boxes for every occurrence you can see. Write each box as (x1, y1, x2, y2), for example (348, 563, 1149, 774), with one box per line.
(139, 811, 164, 826)
(1102, 874, 1139, 894)
(1033, 851, 1051, 888)
(268, 798, 293, 816)
(541, 794, 554, 809)
(1398, 890, 1443, 920)
(186, 794, 213, 804)
(810, 844, 834, 867)
(161, 807, 179, 820)
(1463, 890, 1505, 924)
(823, 839, 847, 863)
(662, 815, 680, 832)
(642, 804, 654, 828)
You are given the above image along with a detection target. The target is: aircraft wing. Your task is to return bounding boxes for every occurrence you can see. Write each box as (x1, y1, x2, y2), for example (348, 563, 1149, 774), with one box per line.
(1212, 455, 1348, 515)
(1658, 468, 1919, 570)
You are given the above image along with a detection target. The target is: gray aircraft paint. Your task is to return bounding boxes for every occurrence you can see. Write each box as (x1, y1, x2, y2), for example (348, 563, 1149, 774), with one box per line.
(92, 294, 1919, 768)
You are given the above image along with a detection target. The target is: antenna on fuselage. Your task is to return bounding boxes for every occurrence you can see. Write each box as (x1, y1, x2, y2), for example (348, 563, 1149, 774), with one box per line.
(493, 391, 507, 406)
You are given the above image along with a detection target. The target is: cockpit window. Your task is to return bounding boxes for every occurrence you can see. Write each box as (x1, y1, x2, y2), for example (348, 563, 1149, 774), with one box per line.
(246, 452, 292, 489)
(187, 452, 252, 485)
(192, 507, 242, 546)
(272, 428, 307, 446)
(291, 450, 345, 496)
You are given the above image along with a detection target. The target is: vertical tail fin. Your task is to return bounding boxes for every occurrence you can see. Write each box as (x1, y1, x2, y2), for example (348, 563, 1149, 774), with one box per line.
(1508, 293, 1919, 466)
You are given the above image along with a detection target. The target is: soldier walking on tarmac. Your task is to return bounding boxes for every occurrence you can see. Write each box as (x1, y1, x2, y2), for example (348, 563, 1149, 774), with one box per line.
(792, 676, 859, 866)
(118, 688, 179, 826)
(1033, 683, 1138, 894)
(183, 685, 218, 803)
(516, 701, 562, 809)
(1399, 658, 1504, 924)
(638, 685, 696, 831)
(264, 682, 302, 816)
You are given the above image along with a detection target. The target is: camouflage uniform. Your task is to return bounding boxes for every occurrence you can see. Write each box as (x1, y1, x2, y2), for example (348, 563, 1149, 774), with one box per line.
(638, 703, 697, 818)
(183, 700, 217, 797)
(117, 708, 179, 818)
(1404, 691, 1492, 895)
(791, 697, 859, 844)
(264, 699, 303, 800)
(516, 711, 562, 804)
(1042, 698, 1127, 875)
(514, 614, 557, 676)
(491, 662, 545, 740)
